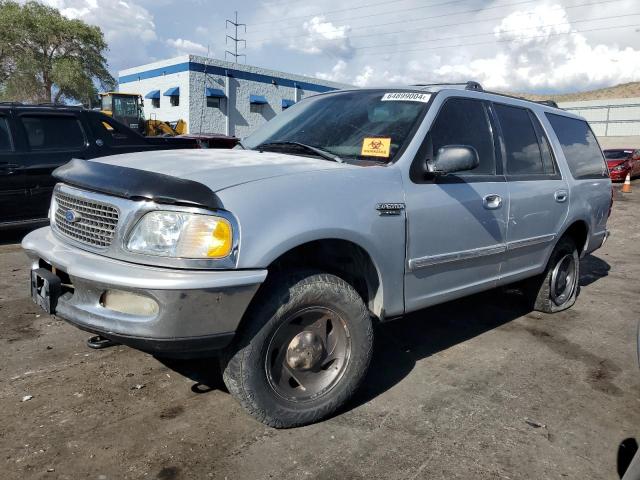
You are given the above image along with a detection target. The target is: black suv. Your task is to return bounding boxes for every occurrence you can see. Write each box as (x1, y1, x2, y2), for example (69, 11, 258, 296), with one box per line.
(0, 104, 197, 229)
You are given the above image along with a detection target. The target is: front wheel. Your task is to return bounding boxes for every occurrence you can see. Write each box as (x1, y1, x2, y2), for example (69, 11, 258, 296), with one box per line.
(526, 236, 580, 313)
(221, 271, 373, 428)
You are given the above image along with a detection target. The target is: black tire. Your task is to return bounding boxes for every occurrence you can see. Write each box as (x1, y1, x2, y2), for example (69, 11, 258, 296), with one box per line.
(525, 235, 580, 313)
(221, 271, 373, 428)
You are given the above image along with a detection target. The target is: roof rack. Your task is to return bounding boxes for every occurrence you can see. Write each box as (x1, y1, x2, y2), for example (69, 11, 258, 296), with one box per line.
(36, 102, 84, 109)
(412, 81, 484, 92)
(480, 90, 563, 110)
(0, 102, 85, 110)
(535, 100, 559, 108)
(409, 82, 563, 110)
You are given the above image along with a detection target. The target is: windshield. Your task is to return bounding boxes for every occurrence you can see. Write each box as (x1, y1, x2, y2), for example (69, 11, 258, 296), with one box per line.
(113, 96, 139, 117)
(604, 150, 632, 160)
(242, 90, 431, 163)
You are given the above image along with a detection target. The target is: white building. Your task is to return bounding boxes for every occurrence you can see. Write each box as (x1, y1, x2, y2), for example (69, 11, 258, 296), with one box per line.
(117, 55, 350, 138)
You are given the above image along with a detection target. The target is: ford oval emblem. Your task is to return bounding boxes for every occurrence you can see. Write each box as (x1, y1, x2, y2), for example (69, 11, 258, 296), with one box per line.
(64, 209, 81, 223)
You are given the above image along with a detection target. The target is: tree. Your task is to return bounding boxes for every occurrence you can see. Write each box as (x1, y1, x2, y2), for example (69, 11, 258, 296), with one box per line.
(0, 1, 115, 104)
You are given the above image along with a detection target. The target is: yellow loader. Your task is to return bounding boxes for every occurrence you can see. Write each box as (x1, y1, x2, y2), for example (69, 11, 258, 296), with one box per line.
(99, 92, 187, 136)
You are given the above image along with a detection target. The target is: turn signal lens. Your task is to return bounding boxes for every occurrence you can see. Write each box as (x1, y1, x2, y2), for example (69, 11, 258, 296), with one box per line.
(174, 215, 233, 259)
(209, 219, 233, 257)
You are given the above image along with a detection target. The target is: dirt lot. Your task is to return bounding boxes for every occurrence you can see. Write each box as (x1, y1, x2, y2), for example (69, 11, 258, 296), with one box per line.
(1, 184, 639, 480)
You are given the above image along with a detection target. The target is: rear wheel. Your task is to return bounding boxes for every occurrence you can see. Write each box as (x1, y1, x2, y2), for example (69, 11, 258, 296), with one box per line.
(526, 236, 580, 313)
(221, 271, 373, 428)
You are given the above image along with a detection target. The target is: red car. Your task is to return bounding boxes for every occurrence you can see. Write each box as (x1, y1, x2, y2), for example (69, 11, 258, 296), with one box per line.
(604, 148, 640, 181)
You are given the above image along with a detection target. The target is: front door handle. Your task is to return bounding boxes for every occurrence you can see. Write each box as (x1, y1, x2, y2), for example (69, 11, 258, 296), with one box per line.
(554, 189, 568, 203)
(483, 194, 503, 210)
(0, 163, 20, 175)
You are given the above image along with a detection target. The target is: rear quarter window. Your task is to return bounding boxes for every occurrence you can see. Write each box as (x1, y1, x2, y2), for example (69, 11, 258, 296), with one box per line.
(0, 116, 13, 151)
(545, 113, 608, 179)
(21, 114, 85, 151)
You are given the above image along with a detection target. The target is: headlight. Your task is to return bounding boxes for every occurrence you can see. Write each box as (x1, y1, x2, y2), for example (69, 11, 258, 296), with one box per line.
(127, 211, 233, 258)
(612, 164, 628, 172)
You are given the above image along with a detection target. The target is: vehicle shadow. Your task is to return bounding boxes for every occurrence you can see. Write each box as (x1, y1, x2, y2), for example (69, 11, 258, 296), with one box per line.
(345, 287, 531, 413)
(157, 356, 227, 394)
(155, 254, 611, 417)
(580, 253, 611, 287)
(347, 254, 611, 413)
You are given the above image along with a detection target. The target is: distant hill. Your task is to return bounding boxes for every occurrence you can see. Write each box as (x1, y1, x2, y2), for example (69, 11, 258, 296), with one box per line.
(510, 82, 640, 103)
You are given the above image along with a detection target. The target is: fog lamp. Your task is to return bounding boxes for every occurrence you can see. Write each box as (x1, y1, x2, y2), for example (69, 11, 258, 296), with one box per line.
(100, 290, 159, 316)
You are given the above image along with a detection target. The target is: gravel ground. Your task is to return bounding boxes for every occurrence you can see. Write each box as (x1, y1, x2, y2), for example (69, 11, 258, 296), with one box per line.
(1, 183, 639, 480)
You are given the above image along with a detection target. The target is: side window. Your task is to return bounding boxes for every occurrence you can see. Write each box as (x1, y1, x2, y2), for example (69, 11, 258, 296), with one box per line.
(0, 116, 13, 152)
(546, 113, 608, 179)
(21, 115, 85, 151)
(429, 97, 495, 175)
(494, 104, 544, 175)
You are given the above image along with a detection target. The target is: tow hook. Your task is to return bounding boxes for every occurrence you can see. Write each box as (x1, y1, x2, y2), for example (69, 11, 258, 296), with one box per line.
(87, 335, 119, 349)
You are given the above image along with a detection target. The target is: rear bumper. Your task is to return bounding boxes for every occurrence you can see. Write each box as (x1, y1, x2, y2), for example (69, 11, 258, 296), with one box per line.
(22, 227, 267, 357)
(584, 229, 610, 255)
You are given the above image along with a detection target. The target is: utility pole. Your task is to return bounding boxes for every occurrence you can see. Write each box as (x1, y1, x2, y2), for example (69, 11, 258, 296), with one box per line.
(225, 11, 246, 63)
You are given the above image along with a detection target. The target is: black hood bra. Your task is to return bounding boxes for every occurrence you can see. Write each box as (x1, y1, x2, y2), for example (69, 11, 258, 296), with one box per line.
(53, 159, 224, 210)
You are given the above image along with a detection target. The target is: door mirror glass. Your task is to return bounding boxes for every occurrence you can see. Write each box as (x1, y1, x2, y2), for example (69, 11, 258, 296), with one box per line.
(427, 145, 479, 175)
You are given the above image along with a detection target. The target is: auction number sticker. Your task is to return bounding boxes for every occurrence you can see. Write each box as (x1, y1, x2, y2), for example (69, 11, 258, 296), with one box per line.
(381, 92, 431, 103)
(361, 137, 391, 158)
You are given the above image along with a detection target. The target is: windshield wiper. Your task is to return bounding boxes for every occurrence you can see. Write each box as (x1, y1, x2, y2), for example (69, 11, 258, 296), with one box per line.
(257, 141, 343, 163)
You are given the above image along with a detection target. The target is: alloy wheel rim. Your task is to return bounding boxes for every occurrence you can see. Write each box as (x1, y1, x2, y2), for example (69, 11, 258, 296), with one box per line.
(265, 306, 351, 402)
(550, 253, 577, 305)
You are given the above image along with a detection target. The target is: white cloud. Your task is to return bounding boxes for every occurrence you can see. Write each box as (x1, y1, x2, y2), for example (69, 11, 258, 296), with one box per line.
(435, 4, 640, 91)
(353, 65, 374, 87)
(38, 0, 158, 71)
(166, 38, 209, 56)
(314, 3, 640, 92)
(315, 59, 349, 82)
(290, 16, 354, 57)
(31, 0, 640, 93)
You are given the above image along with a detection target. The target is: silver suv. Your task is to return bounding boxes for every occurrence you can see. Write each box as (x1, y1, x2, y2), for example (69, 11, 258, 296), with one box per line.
(23, 83, 612, 427)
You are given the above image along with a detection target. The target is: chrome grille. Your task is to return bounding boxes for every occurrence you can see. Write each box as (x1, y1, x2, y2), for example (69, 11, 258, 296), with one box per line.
(54, 190, 119, 248)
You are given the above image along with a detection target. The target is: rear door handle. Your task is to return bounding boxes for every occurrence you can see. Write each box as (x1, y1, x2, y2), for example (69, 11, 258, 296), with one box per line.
(554, 190, 568, 203)
(483, 194, 503, 210)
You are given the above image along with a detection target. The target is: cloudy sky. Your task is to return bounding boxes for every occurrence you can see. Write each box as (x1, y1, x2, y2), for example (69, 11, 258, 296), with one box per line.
(41, 0, 640, 93)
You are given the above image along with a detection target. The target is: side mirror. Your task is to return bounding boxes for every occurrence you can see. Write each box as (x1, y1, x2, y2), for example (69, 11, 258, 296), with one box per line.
(427, 145, 480, 175)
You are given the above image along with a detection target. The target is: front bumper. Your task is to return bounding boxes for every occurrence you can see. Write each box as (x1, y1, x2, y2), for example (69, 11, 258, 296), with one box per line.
(609, 168, 630, 181)
(22, 227, 267, 357)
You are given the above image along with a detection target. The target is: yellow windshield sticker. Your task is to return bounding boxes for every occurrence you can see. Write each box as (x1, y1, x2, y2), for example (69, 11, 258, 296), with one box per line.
(361, 137, 391, 158)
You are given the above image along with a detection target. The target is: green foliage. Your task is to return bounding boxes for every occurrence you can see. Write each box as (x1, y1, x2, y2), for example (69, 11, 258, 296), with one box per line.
(0, 0, 115, 104)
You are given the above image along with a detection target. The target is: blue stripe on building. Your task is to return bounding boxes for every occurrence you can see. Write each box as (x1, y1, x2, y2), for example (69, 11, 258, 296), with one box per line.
(119, 61, 337, 93)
